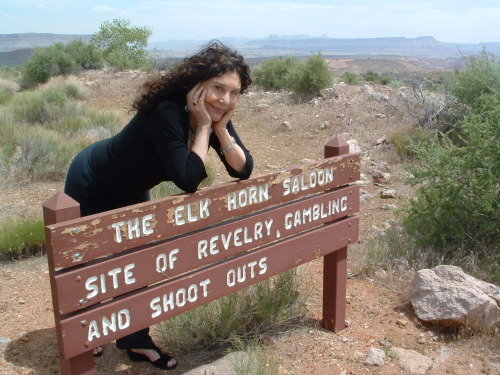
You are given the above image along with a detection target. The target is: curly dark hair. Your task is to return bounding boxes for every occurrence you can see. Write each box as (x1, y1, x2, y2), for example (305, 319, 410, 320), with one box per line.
(133, 41, 252, 114)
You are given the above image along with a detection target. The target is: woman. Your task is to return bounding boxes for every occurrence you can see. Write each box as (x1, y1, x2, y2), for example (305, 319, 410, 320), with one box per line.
(64, 41, 253, 370)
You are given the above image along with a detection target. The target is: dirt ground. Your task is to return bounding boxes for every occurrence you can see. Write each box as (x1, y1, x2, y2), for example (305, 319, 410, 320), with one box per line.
(1, 64, 499, 374)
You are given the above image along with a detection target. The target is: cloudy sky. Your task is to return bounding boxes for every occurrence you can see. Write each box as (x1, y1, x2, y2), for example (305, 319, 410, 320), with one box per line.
(1, 0, 499, 44)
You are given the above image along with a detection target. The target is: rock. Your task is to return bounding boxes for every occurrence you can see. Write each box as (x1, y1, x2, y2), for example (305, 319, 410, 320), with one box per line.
(364, 347, 385, 366)
(393, 348, 433, 375)
(280, 121, 293, 131)
(431, 346, 452, 371)
(393, 257, 409, 270)
(410, 265, 500, 330)
(371, 170, 391, 184)
(379, 339, 392, 348)
(182, 351, 247, 375)
(252, 104, 270, 111)
(396, 318, 410, 327)
(347, 139, 361, 154)
(320, 120, 332, 130)
(380, 189, 396, 199)
(370, 92, 390, 102)
(309, 98, 321, 106)
(375, 113, 387, 118)
(417, 333, 426, 344)
(374, 136, 388, 146)
(320, 87, 339, 100)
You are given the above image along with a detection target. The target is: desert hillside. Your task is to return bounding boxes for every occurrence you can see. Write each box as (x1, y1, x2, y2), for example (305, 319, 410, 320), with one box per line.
(0, 65, 498, 374)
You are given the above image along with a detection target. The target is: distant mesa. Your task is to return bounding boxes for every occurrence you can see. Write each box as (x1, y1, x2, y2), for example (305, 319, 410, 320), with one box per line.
(1, 33, 499, 66)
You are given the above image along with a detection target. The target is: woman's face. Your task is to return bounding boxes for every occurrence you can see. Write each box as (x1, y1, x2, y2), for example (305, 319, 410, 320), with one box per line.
(201, 70, 241, 122)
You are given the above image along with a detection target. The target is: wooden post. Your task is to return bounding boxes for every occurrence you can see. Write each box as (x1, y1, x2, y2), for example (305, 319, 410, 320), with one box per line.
(43, 192, 96, 375)
(322, 137, 350, 332)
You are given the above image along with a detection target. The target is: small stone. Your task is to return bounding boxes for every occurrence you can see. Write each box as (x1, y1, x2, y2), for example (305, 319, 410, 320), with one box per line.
(396, 319, 410, 327)
(364, 347, 386, 366)
(380, 189, 397, 199)
(280, 121, 293, 131)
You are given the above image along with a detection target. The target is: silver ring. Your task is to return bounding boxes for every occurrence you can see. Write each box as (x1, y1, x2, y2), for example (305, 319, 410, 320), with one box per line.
(192, 100, 197, 106)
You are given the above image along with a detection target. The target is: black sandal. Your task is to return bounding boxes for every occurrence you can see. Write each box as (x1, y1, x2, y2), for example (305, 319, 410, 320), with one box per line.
(126, 347, 177, 370)
(93, 346, 104, 358)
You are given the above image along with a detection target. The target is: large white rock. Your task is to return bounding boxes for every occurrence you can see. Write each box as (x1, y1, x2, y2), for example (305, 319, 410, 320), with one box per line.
(410, 265, 500, 330)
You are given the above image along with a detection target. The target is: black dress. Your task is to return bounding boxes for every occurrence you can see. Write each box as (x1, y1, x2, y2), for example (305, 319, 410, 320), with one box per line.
(64, 98, 253, 349)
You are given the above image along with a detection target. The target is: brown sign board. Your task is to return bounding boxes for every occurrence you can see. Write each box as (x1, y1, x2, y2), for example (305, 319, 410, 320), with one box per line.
(43, 137, 361, 374)
(54, 186, 359, 315)
(45, 154, 360, 270)
(57, 216, 359, 359)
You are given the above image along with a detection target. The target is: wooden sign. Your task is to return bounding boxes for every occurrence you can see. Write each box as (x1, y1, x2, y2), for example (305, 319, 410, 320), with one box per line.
(54, 186, 359, 315)
(43, 137, 360, 375)
(57, 217, 359, 359)
(45, 154, 360, 270)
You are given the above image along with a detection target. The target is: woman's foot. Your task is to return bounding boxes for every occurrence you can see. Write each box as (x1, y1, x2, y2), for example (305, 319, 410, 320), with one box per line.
(93, 346, 104, 357)
(127, 348, 177, 370)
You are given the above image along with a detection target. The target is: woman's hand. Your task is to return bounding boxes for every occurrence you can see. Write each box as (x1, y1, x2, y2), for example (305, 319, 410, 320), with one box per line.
(186, 84, 211, 128)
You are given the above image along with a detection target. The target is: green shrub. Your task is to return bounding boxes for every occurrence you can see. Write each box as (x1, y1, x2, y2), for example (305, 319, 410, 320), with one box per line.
(341, 71, 359, 85)
(288, 53, 332, 96)
(64, 40, 104, 70)
(449, 48, 500, 110)
(15, 126, 66, 180)
(0, 87, 13, 104)
(401, 101, 499, 251)
(9, 89, 69, 124)
(231, 342, 281, 375)
(157, 268, 308, 354)
(20, 43, 78, 88)
(44, 76, 88, 99)
(389, 125, 429, 159)
(19, 41, 102, 88)
(0, 216, 45, 259)
(253, 57, 300, 91)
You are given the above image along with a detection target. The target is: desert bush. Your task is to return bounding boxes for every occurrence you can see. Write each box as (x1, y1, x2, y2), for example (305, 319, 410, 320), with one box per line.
(1, 84, 121, 181)
(43, 75, 88, 99)
(361, 70, 391, 85)
(20, 43, 78, 88)
(449, 48, 500, 110)
(253, 57, 300, 91)
(0, 77, 20, 103)
(91, 18, 152, 70)
(63, 40, 104, 70)
(401, 100, 499, 252)
(0, 216, 45, 259)
(402, 73, 453, 130)
(363, 224, 500, 283)
(389, 125, 429, 159)
(230, 342, 281, 375)
(253, 53, 332, 96)
(9, 89, 69, 124)
(14, 126, 68, 180)
(157, 268, 308, 354)
(287, 53, 332, 96)
(19, 42, 103, 88)
(341, 71, 359, 85)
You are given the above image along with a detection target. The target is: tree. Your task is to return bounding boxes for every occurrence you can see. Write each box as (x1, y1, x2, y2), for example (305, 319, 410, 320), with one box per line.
(91, 18, 152, 70)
